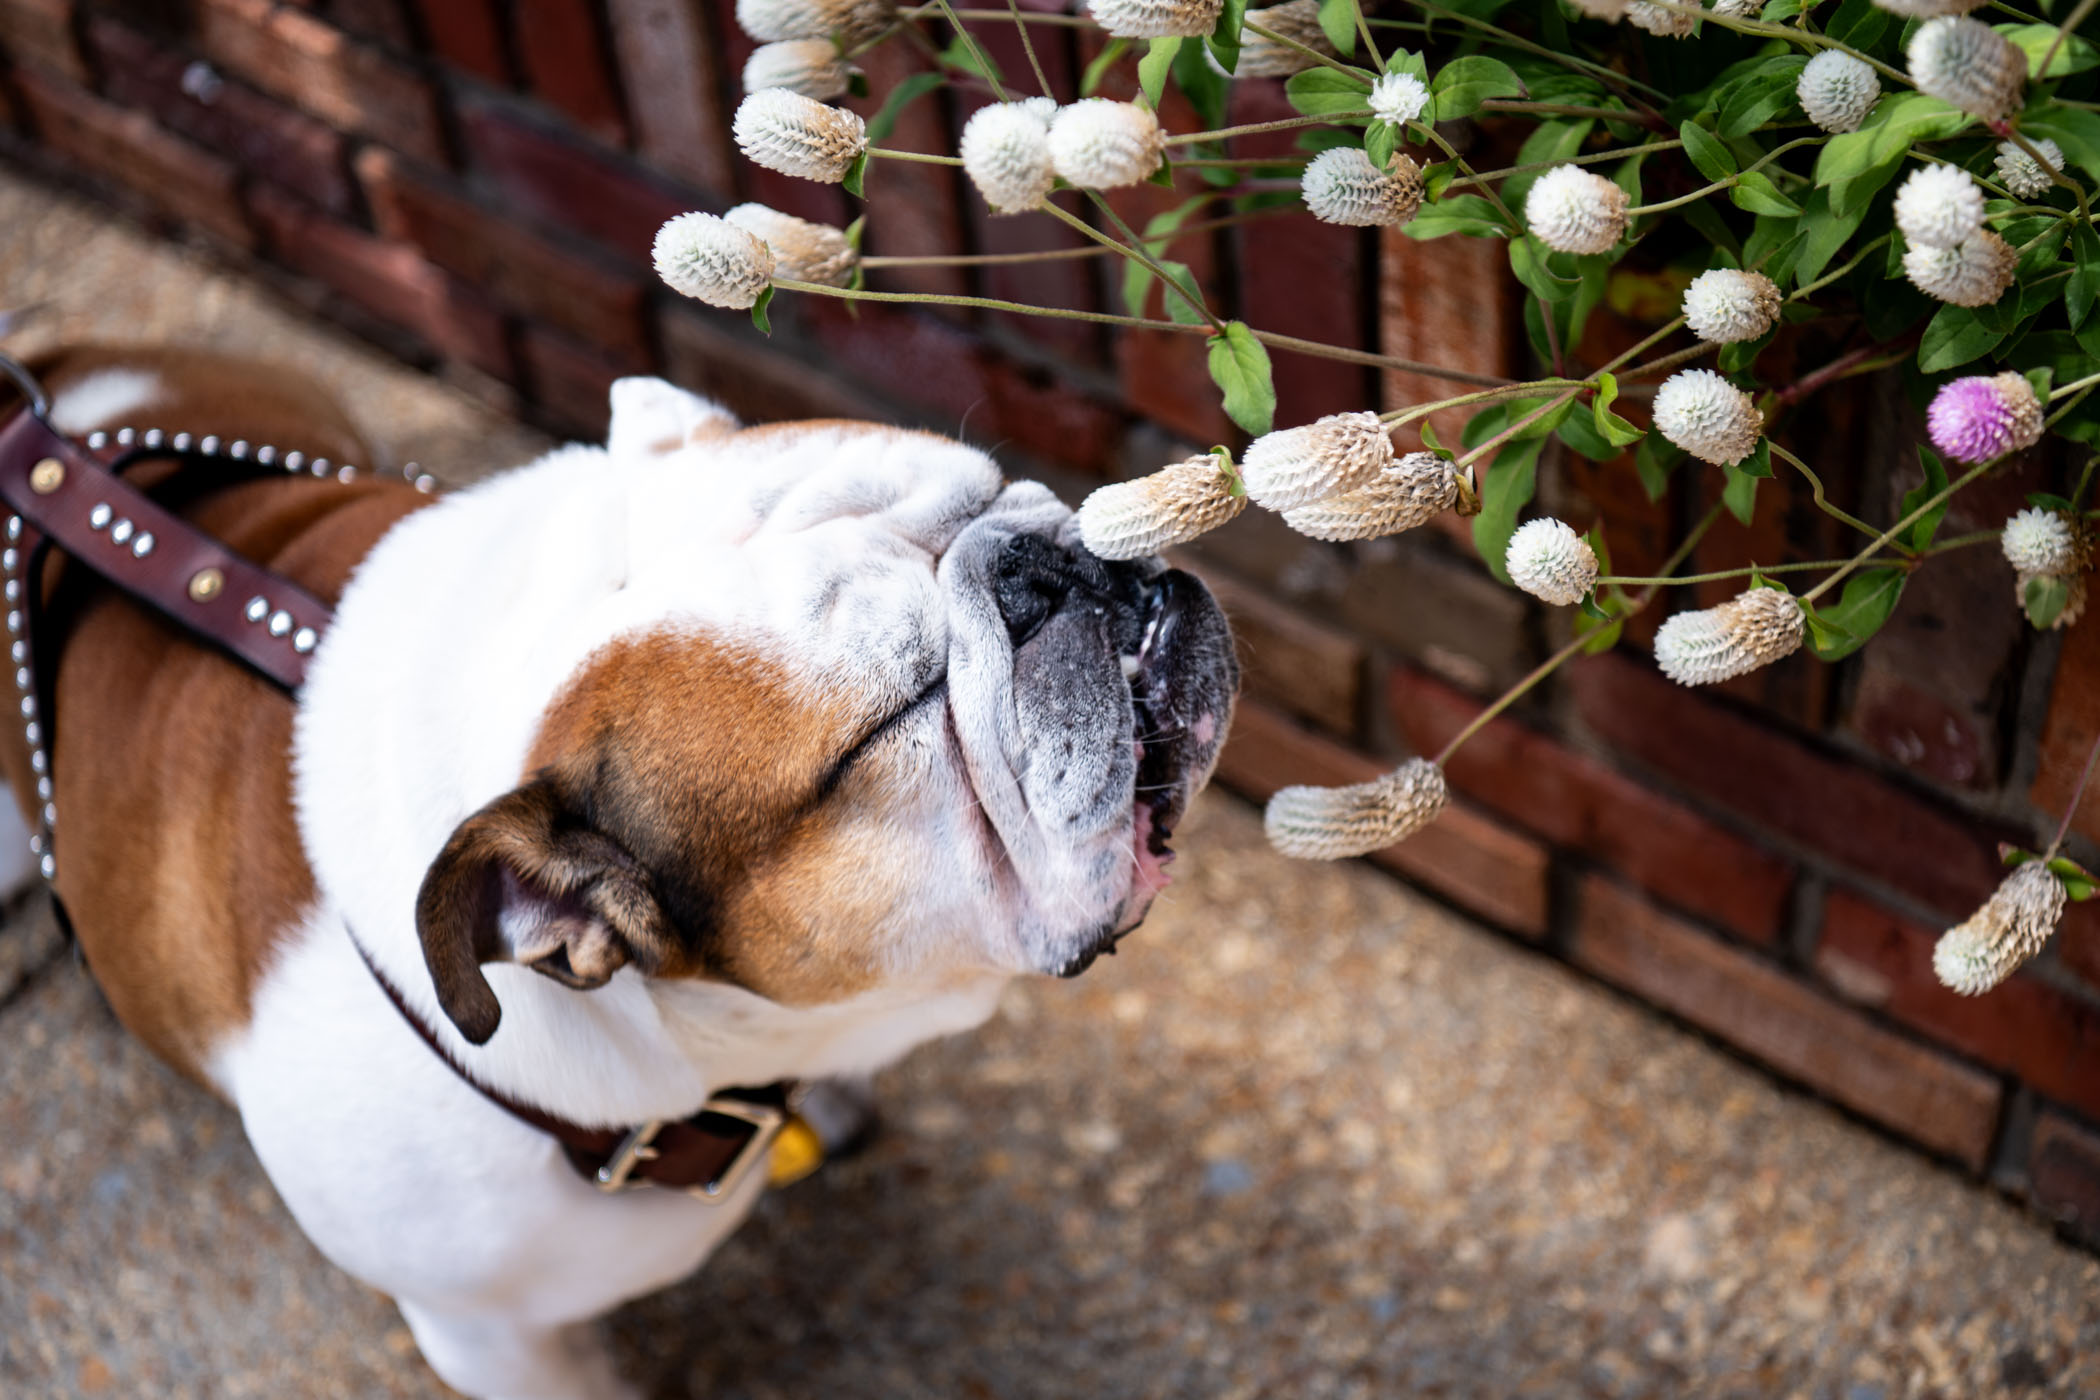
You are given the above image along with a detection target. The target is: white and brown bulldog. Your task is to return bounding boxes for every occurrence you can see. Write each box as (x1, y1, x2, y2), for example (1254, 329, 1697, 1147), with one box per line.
(5, 347, 1237, 1400)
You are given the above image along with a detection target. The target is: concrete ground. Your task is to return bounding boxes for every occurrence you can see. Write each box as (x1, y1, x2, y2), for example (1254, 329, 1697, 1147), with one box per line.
(4, 172, 2100, 1400)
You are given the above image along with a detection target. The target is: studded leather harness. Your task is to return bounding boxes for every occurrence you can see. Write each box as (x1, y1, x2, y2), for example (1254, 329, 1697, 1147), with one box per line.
(0, 351, 814, 1204)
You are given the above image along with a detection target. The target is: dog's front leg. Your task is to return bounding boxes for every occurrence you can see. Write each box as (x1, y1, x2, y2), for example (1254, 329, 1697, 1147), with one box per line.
(396, 1301, 641, 1400)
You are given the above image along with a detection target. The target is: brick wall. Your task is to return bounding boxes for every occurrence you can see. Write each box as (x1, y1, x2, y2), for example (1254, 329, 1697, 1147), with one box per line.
(2, 1, 2097, 1243)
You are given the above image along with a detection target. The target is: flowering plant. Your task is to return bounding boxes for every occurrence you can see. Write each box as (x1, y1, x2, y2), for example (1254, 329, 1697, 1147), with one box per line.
(666, 0, 2100, 994)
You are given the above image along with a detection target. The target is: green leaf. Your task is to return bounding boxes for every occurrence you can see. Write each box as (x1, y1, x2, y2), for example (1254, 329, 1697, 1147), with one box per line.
(1995, 22, 2099, 78)
(1591, 372, 1644, 447)
(2069, 224, 2100, 332)
(843, 214, 866, 251)
(2025, 110, 2100, 186)
(1901, 444, 1950, 550)
(842, 149, 868, 198)
(1500, 119, 1593, 217)
(1403, 193, 1510, 240)
(1825, 0, 1890, 49)
(1473, 436, 1545, 586)
(1808, 568, 1905, 661)
(1721, 458, 1760, 524)
(865, 71, 945, 144)
(1680, 198, 1743, 266)
(1082, 37, 1131, 97)
(1172, 31, 1230, 128)
(1718, 328, 1775, 375)
(1317, 0, 1358, 55)
(1730, 170, 1802, 217)
(1161, 261, 1208, 325)
(1918, 303, 2007, 372)
(1207, 322, 1276, 436)
(1121, 198, 1210, 316)
(1791, 187, 1868, 290)
(1285, 68, 1373, 120)
(1510, 235, 1585, 303)
(1208, 0, 1248, 74)
(1384, 48, 1430, 84)
(1430, 55, 1523, 122)
(1680, 121, 1738, 184)
(749, 284, 775, 336)
(1634, 433, 1684, 503)
(1418, 419, 1448, 456)
(1576, 613, 1624, 656)
(1139, 36, 1182, 108)
(1365, 120, 1399, 168)
(939, 33, 1002, 83)
(1717, 60, 1809, 139)
(1557, 410, 1617, 461)
(2025, 572, 2072, 629)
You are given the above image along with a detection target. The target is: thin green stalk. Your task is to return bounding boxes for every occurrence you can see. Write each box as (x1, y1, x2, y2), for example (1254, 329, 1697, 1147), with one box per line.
(1166, 111, 1371, 145)
(1803, 461, 1994, 602)
(1690, 5, 1912, 86)
(1770, 444, 1889, 544)
(1598, 557, 1856, 587)
(1622, 140, 1817, 218)
(1791, 231, 1893, 300)
(1352, 0, 1384, 68)
(1479, 100, 1664, 129)
(2046, 384, 2098, 431)
(2046, 729, 2100, 857)
(1038, 198, 1225, 333)
(931, 0, 1008, 101)
(2072, 456, 2098, 511)
(868, 147, 965, 166)
(1385, 1, 1670, 102)
(1616, 341, 1713, 383)
(1456, 388, 1580, 469)
(1449, 138, 1685, 189)
(1242, 19, 1372, 80)
(1381, 379, 1586, 428)
(2050, 369, 2100, 402)
(1005, 0, 1053, 96)
(863, 205, 1293, 266)
(2039, 0, 2100, 92)
(903, 5, 1092, 22)
(1920, 529, 2003, 555)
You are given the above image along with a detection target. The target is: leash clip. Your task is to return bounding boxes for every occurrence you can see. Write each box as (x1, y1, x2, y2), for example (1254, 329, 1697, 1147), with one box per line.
(593, 1096, 788, 1204)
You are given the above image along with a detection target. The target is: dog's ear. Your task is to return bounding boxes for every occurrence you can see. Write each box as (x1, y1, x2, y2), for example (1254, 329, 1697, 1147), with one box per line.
(607, 376, 737, 460)
(414, 778, 674, 1045)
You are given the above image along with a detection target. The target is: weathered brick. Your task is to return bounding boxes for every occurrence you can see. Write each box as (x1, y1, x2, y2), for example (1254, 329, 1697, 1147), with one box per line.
(85, 16, 354, 215)
(250, 184, 513, 381)
(1572, 875, 2003, 1169)
(979, 353, 1122, 475)
(12, 67, 254, 248)
(840, 42, 967, 299)
(1214, 697, 1552, 938)
(194, 0, 446, 166)
(1180, 565, 1362, 737)
(2033, 600, 2100, 848)
(457, 99, 691, 264)
(2030, 1111, 2100, 1248)
(1568, 651, 2004, 919)
(411, 0, 508, 84)
(1339, 539, 1533, 695)
(1391, 667, 1795, 942)
(604, 0, 735, 197)
(0, 0, 84, 79)
(1109, 172, 1231, 446)
(510, 0, 628, 145)
(357, 147, 649, 367)
(519, 324, 626, 439)
(1379, 225, 1515, 453)
(659, 303, 893, 426)
(326, 0, 412, 49)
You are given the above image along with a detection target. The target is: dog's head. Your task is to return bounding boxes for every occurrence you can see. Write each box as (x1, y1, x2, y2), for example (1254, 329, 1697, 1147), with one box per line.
(415, 380, 1237, 1045)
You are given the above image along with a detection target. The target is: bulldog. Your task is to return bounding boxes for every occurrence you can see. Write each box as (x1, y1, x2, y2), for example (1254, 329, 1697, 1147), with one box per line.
(5, 346, 1237, 1399)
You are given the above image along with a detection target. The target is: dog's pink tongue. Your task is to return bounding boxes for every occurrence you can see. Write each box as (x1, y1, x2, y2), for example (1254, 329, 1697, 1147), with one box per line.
(1130, 801, 1173, 898)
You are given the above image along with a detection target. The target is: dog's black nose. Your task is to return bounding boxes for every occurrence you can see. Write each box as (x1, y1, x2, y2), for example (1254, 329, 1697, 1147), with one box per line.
(995, 534, 1152, 650)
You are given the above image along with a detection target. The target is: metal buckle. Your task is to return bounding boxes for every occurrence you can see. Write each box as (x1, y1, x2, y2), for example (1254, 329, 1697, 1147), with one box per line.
(592, 1096, 788, 1205)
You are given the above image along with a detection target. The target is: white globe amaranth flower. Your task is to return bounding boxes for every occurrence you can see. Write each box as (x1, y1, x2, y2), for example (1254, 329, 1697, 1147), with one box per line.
(1652, 368, 1763, 465)
(2002, 507, 2078, 576)
(1995, 138, 2066, 200)
(736, 0, 895, 44)
(1893, 163, 1984, 250)
(1506, 518, 1600, 606)
(723, 203, 856, 287)
(1711, 0, 1763, 16)
(1281, 452, 1457, 541)
(1903, 229, 2017, 307)
(1047, 99, 1166, 190)
(1933, 862, 2067, 995)
(1525, 165, 1629, 256)
(1682, 268, 1782, 344)
(1221, 1, 1337, 78)
(1077, 457, 1247, 560)
(734, 88, 868, 184)
(1909, 15, 2028, 119)
(1087, 0, 1223, 38)
(742, 40, 854, 100)
(1654, 586, 1805, 686)
(653, 212, 776, 309)
(1303, 147, 1425, 227)
(1369, 72, 1430, 126)
(1266, 758, 1447, 860)
(1626, 1, 1697, 37)
(959, 99, 1056, 214)
(1873, 0, 1988, 16)
(1240, 412, 1397, 512)
(1797, 49, 1880, 133)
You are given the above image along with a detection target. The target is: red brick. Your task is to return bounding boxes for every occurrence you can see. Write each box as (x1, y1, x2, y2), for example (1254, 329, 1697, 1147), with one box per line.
(1568, 651, 2004, 919)
(2033, 604, 2100, 848)
(84, 16, 353, 215)
(1109, 172, 1231, 446)
(1391, 667, 1795, 942)
(2030, 1111, 2100, 1247)
(194, 0, 446, 166)
(12, 67, 253, 248)
(250, 184, 513, 381)
(510, 0, 628, 145)
(1379, 225, 1515, 454)
(604, 0, 734, 196)
(0, 0, 84, 79)
(1214, 698, 1552, 938)
(357, 147, 649, 366)
(1181, 565, 1362, 736)
(411, 0, 509, 84)
(457, 99, 691, 263)
(979, 354, 1122, 474)
(326, 0, 412, 48)
(1338, 541, 1533, 695)
(1572, 875, 2003, 1169)
(841, 41, 968, 299)
(659, 303, 894, 426)
(519, 324, 625, 439)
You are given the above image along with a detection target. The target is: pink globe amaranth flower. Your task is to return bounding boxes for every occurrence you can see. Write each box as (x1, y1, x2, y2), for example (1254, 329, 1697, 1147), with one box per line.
(1927, 371, 2043, 464)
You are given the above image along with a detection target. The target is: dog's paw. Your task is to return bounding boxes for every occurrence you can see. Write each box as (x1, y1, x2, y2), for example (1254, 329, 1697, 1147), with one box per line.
(397, 1305, 641, 1400)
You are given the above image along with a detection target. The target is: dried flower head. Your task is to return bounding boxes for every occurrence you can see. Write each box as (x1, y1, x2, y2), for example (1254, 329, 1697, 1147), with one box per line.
(742, 40, 854, 100)
(1047, 99, 1166, 189)
(1087, 0, 1223, 38)
(1569, 0, 1631, 17)
(723, 203, 857, 287)
(1903, 229, 2017, 307)
(1933, 862, 2066, 995)
(1526, 165, 1630, 256)
(1711, 0, 1763, 15)
(1797, 49, 1881, 133)
(1225, 1, 1337, 78)
(1281, 452, 1457, 541)
(653, 212, 776, 309)
(1626, 1, 1697, 37)
(1654, 586, 1805, 686)
(1682, 268, 1782, 344)
(1303, 147, 1425, 227)
(734, 88, 868, 183)
(1265, 758, 1447, 860)
(1909, 15, 2028, 119)
(1369, 72, 1431, 126)
(735, 0, 895, 44)
(1995, 137, 2066, 200)
(1893, 163, 1984, 250)
(1506, 518, 1600, 606)
(1873, 0, 1988, 16)
(960, 99, 1057, 214)
(1240, 412, 1397, 511)
(1929, 372, 2044, 464)
(2002, 508, 2079, 576)
(1653, 368, 1764, 466)
(1076, 457, 1247, 560)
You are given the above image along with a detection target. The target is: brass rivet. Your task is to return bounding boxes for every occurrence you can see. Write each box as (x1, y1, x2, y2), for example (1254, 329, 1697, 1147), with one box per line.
(28, 458, 64, 495)
(188, 567, 225, 603)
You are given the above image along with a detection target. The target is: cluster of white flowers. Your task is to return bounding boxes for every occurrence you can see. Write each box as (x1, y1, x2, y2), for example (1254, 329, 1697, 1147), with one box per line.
(1303, 148, 1425, 227)
(1797, 50, 1880, 133)
(2002, 508, 2091, 630)
(1368, 72, 1431, 126)
(1653, 368, 1764, 465)
(1893, 164, 1983, 250)
(1682, 268, 1782, 344)
(1903, 230, 2017, 307)
(1526, 165, 1630, 256)
(959, 99, 1057, 214)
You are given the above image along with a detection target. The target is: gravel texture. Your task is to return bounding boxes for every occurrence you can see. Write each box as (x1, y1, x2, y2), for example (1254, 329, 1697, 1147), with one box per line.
(5, 173, 2100, 1400)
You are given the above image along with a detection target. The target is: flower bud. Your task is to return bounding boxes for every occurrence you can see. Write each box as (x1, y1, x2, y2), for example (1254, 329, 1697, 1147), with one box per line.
(1281, 452, 1457, 541)
(723, 203, 857, 287)
(1525, 165, 1629, 256)
(1893, 163, 1983, 250)
(1682, 268, 1782, 344)
(1505, 518, 1600, 606)
(1087, 0, 1223, 39)
(743, 40, 855, 101)
(1909, 15, 2027, 119)
(736, 0, 895, 44)
(1933, 863, 2066, 995)
(1076, 457, 1247, 560)
(1047, 99, 1166, 190)
(2002, 507, 2077, 576)
(1797, 50, 1880, 133)
(960, 99, 1057, 214)
(1303, 147, 1425, 227)
(1240, 412, 1396, 512)
(734, 88, 868, 183)
(1265, 758, 1447, 860)
(1224, 1, 1337, 78)
(1928, 371, 2043, 464)
(1654, 586, 1804, 686)
(1903, 229, 2016, 307)
(1368, 72, 1430, 126)
(653, 212, 776, 309)
(1626, 2, 1696, 37)
(1652, 368, 1763, 466)
(1994, 138, 2065, 200)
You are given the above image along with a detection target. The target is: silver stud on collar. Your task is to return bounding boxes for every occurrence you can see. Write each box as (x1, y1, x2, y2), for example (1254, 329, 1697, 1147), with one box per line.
(172, 431, 193, 451)
(244, 596, 269, 623)
(109, 518, 134, 546)
(200, 435, 221, 454)
(29, 749, 43, 774)
(39, 853, 54, 881)
(89, 503, 111, 530)
(7, 516, 20, 542)
(142, 428, 164, 449)
(7, 611, 20, 634)
(86, 431, 107, 451)
(267, 609, 293, 638)
(292, 626, 317, 654)
(338, 465, 357, 483)
(132, 532, 154, 558)
(284, 451, 305, 473)
(256, 445, 276, 466)
(116, 428, 135, 447)
(310, 458, 330, 477)
(230, 439, 250, 459)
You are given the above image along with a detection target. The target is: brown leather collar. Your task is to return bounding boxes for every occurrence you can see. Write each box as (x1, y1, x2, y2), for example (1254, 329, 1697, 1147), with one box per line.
(0, 370, 792, 1203)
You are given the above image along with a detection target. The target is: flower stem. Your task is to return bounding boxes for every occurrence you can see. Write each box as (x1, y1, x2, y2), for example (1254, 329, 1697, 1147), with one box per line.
(1166, 112, 1372, 146)
(869, 146, 965, 166)
(1599, 558, 1861, 587)
(1385, 1, 1670, 103)
(1382, 380, 1585, 428)
(1802, 461, 1995, 603)
(902, 4, 1092, 22)
(2046, 729, 2100, 858)
(1480, 99, 1667, 130)
(1005, 0, 1053, 96)
(1037, 197, 1225, 333)
(1770, 442, 1907, 546)
(1449, 139, 1685, 189)
(861, 206, 1294, 267)
(929, 0, 1009, 101)
(1242, 19, 1372, 81)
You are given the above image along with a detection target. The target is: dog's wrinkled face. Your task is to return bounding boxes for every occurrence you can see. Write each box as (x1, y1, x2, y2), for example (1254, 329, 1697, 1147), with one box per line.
(417, 384, 1237, 1044)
